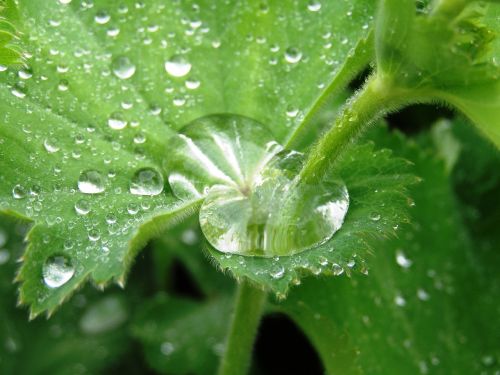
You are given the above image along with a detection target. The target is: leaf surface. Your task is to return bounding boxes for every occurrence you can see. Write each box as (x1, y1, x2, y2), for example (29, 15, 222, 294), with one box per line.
(0, 0, 377, 314)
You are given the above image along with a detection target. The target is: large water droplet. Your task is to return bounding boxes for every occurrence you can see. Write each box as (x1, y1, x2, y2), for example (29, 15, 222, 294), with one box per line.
(78, 170, 106, 194)
(112, 56, 136, 80)
(42, 255, 75, 288)
(164, 55, 191, 77)
(167, 115, 349, 257)
(129, 168, 164, 196)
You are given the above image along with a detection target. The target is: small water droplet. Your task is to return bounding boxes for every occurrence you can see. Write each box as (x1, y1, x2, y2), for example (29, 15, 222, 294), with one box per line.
(369, 212, 381, 221)
(396, 249, 412, 268)
(12, 184, 27, 199)
(127, 203, 139, 215)
(270, 265, 285, 279)
(78, 170, 106, 194)
(129, 168, 164, 196)
(185, 78, 200, 90)
(105, 213, 117, 224)
(394, 294, 406, 307)
(88, 229, 100, 242)
(43, 255, 75, 288)
(307, 1, 321, 12)
(164, 55, 191, 77)
(44, 138, 60, 153)
(112, 56, 136, 80)
(161, 342, 175, 356)
(284, 47, 302, 64)
(417, 288, 430, 301)
(108, 112, 127, 130)
(75, 199, 91, 215)
(95, 11, 110, 25)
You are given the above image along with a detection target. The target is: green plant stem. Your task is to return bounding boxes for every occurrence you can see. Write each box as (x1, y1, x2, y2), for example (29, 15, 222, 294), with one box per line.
(284, 34, 374, 150)
(299, 75, 427, 184)
(218, 281, 267, 375)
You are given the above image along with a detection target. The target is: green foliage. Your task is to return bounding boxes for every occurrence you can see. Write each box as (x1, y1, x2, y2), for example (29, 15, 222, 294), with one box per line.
(375, 0, 500, 146)
(277, 126, 500, 374)
(0, 0, 498, 374)
(0, 0, 378, 315)
(0, 0, 22, 66)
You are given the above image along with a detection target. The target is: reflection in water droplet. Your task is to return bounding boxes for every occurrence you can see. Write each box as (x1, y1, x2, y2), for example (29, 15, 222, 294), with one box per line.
(112, 56, 136, 79)
(78, 170, 106, 194)
(285, 47, 302, 64)
(43, 255, 75, 288)
(129, 168, 164, 196)
(167, 115, 349, 257)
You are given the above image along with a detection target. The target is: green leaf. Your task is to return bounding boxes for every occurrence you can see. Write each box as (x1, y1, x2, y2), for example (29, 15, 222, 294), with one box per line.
(375, 1, 500, 146)
(0, 0, 22, 66)
(0, 0, 376, 314)
(131, 293, 232, 375)
(276, 128, 500, 374)
(0, 216, 130, 374)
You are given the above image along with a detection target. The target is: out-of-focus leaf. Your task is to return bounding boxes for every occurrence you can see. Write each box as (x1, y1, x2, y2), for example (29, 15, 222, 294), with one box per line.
(132, 293, 232, 375)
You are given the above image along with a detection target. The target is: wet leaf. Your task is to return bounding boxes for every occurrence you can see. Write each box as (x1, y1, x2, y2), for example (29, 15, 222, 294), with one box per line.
(132, 293, 232, 375)
(0, 0, 376, 314)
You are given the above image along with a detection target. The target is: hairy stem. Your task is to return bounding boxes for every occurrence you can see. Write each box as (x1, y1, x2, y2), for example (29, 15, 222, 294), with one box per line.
(299, 75, 426, 184)
(284, 34, 374, 150)
(218, 281, 267, 375)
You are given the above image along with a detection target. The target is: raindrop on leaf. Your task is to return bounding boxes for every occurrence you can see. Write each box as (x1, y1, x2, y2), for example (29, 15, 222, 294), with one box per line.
(42, 255, 75, 288)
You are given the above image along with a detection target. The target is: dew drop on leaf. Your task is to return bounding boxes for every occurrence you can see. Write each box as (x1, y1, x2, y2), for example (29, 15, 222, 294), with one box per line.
(78, 170, 106, 194)
(270, 264, 285, 279)
(12, 184, 27, 199)
(43, 138, 60, 153)
(112, 56, 136, 80)
(74, 199, 91, 215)
(332, 263, 344, 276)
(307, 1, 322, 12)
(161, 342, 175, 356)
(108, 112, 127, 130)
(94, 11, 110, 25)
(164, 55, 191, 77)
(129, 168, 164, 196)
(396, 249, 412, 268)
(284, 47, 302, 64)
(42, 255, 75, 288)
(167, 114, 349, 257)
